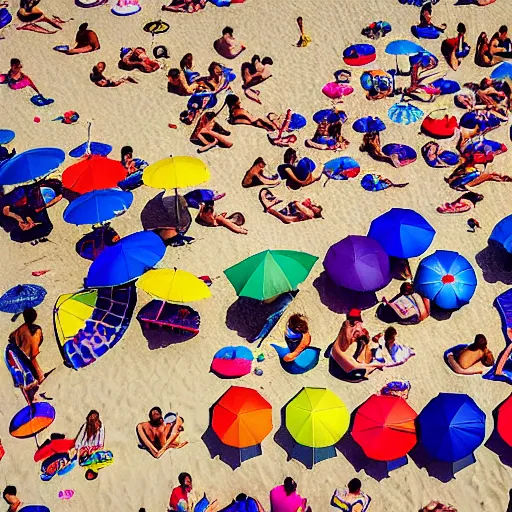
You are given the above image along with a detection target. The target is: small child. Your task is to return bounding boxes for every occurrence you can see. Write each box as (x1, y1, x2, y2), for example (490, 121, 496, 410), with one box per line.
(284, 314, 311, 362)
(296, 17, 312, 47)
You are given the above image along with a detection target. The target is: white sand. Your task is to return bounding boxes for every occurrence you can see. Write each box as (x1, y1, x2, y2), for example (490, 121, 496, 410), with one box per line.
(1, 0, 512, 510)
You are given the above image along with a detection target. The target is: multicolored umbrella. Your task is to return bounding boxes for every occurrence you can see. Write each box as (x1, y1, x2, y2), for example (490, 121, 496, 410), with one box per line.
(497, 395, 512, 447)
(489, 214, 512, 253)
(388, 103, 424, 125)
(9, 402, 56, 438)
(323, 157, 360, 182)
(54, 290, 97, 345)
(418, 393, 485, 462)
(143, 156, 210, 190)
(414, 250, 477, 309)
(352, 395, 417, 461)
(0, 284, 47, 314)
(368, 208, 435, 258)
(212, 386, 272, 448)
(323, 235, 391, 292)
(211, 346, 254, 378)
(224, 250, 318, 301)
(352, 116, 386, 133)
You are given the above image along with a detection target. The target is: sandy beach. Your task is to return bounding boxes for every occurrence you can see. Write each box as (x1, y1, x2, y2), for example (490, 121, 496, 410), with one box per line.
(1, 0, 512, 511)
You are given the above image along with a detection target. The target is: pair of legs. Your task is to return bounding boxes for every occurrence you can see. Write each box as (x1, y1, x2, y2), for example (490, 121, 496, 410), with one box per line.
(195, 129, 233, 153)
(466, 170, 512, 187)
(17, 12, 67, 34)
(230, 112, 277, 131)
(214, 213, 248, 234)
(360, 142, 401, 168)
(136, 417, 187, 459)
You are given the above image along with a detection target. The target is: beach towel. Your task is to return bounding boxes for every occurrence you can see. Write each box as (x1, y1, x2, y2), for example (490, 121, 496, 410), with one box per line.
(137, 302, 201, 334)
(331, 488, 371, 512)
(4, 342, 37, 389)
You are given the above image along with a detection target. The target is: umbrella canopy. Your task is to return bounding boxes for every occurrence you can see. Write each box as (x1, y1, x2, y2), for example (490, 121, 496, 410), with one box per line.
(324, 235, 391, 292)
(323, 157, 360, 181)
(143, 156, 210, 189)
(0, 129, 15, 145)
(54, 290, 97, 344)
(0, 284, 47, 314)
(62, 155, 127, 194)
(0, 148, 65, 186)
(313, 109, 347, 124)
(388, 103, 424, 125)
(63, 188, 133, 225)
(136, 268, 211, 302)
(224, 250, 318, 301)
(489, 214, 512, 253)
(212, 386, 272, 448)
(414, 250, 477, 309)
(352, 116, 386, 133)
(322, 82, 354, 100)
(418, 393, 485, 462)
(352, 395, 417, 461)
(86, 231, 166, 288)
(368, 208, 435, 258)
(9, 402, 56, 438)
(141, 191, 192, 232)
(497, 395, 512, 447)
(491, 62, 512, 80)
(286, 387, 349, 448)
(69, 141, 113, 158)
(385, 39, 425, 55)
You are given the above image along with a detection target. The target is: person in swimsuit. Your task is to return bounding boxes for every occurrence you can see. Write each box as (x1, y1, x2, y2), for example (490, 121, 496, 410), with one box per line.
(282, 314, 312, 362)
(242, 157, 280, 188)
(475, 32, 493, 67)
(332, 478, 371, 512)
(276, 148, 322, 188)
(74, 410, 105, 458)
(418, 2, 446, 32)
(306, 117, 349, 151)
(225, 94, 278, 131)
(421, 502, 457, 512)
(422, 141, 461, 168)
(489, 25, 512, 63)
(3, 486, 26, 512)
(119, 47, 160, 73)
(167, 68, 199, 96)
(441, 23, 469, 71)
(90, 62, 136, 88)
(452, 334, 494, 374)
(1, 58, 40, 93)
(378, 282, 430, 325)
(190, 111, 233, 153)
(17, 0, 66, 34)
(180, 53, 200, 85)
(65, 23, 100, 55)
(213, 26, 246, 60)
(196, 200, 248, 234)
(360, 131, 400, 167)
(405, 51, 442, 102)
(259, 188, 323, 224)
(197, 62, 230, 94)
(437, 191, 484, 214)
(270, 477, 311, 512)
(162, 0, 206, 13)
(445, 160, 512, 191)
(136, 406, 187, 459)
(241, 55, 273, 103)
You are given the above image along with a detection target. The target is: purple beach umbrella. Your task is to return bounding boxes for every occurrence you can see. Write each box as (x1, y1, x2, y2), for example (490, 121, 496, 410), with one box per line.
(323, 235, 391, 292)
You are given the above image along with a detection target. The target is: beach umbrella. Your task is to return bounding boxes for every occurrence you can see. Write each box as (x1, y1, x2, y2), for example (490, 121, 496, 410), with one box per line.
(352, 116, 386, 133)
(69, 122, 112, 158)
(143, 156, 210, 190)
(62, 155, 127, 194)
(136, 268, 211, 303)
(0, 148, 65, 186)
(86, 231, 166, 288)
(418, 393, 485, 462)
(224, 250, 318, 301)
(286, 387, 349, 448)
(323, 157, 360, 182)
(368, 208, 435, 258)
(0, 129, 15, 145)
(388, 103, 424, 125)
(491, 62, 512, 80)
(288, 113, 307, 131)
(211, 346, 254, 378)
(63, 188, 133, 225)
(385, 40, 425, 55)
(9, 402, 56, 439)
(414, 250, 477, 309)
(352, 395, 417, 461)
(313, 109, 347, 124)
(489, 214, 512, 253)
(323, 235, 391, 292)
(497, 395, 512, 447)
(212, 386, 272, 448)
(141, 191, 192, 233)
(0, 284, 47, 315)
(322, 82, 354, 101)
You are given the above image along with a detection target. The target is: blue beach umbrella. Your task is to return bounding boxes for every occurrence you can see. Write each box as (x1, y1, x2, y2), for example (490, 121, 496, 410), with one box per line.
(63, 188, 133, 225)
(489, 214, 512, 253)
(313, 109, 347, 124)
(0, 284, 47, 314)
(368, 208, 435, 258)
(414, 250, 477, 309)
(0, 148, 65, 186)
(388, 103, 424, 125)
(288, 113, 307, 131)
(323, 157, 360, 181)
(491, 62, 512, 80)
(352, 116, 386, 133)
(418, 393, 485, 463)
(0, 129, 15, 145)
(385, 39, 425, 56)
(69, 142, 113, 158)
(86, 231, 166, 288)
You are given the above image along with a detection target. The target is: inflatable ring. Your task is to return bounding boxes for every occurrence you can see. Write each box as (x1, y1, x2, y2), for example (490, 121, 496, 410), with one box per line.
(112, 4, 142, 16)
(75, 0, 108, 7)
(343, 44, 376, 66)
(143, 20, 170, 34)
(382, 143, 417, 166)
(411, 25, 442, 40)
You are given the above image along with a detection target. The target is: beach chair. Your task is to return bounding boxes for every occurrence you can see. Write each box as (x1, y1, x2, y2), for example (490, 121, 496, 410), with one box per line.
(137, 302, 201, 335)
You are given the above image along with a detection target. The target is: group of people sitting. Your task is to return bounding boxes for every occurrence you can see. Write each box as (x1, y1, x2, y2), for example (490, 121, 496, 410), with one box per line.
(475, 25, 512, 67)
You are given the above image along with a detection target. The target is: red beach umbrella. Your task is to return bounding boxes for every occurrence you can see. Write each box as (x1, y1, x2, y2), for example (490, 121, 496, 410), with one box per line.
(497, 394, 512, 446)
(62, 155, 127, 194)
(352, 394, 417, 461)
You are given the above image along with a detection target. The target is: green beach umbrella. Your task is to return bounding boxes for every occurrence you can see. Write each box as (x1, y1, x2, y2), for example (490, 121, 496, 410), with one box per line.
(223, 250, 318, 301)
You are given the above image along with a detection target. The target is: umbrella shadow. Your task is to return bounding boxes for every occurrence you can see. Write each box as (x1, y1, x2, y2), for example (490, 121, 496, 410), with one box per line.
(136, 319, 197, 350)
(313, 272, 378, 314)
(476, 243, 512, 285)
(429, 303, 453, 322)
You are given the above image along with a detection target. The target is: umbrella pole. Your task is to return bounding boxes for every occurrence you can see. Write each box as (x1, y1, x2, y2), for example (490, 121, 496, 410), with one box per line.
(86, 122, 92, 156)
(174, 187, 180, 233)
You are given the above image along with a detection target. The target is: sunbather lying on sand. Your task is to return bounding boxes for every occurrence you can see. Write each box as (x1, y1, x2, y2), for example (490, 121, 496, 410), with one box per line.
(196, 200, 248, 234)
(136, 407, 187, 459)
(90, 62, 136, 88)
(360, 131, 400, 167)
(162, 0, 206, 12)
(305, 118, 349, 151)
(17, 0, 67, 34)
(446, 334, 494, 375)
(241, 55, 273, 103)
(437, 191, 484, 214)
(225, 95, 278, 131)
(119, 47, 160, 73)
(259, 188, 323, 224)
(445, 162, 512, 191)
(242, 158, 280, 187)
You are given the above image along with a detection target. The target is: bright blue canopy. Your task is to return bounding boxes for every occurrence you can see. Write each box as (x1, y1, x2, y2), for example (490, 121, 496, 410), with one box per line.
(414, 250, 477, 309)
(313, 109, 347, 124)
(388, 103, 424, 125)
(86, 231, 166, 288)
(69, 141, 113, 158)
(0, 148, 65, 185)
(0, 284, 47, 314)
(491, 62, 512, 80)
(385, 39, 425, 55)
(489, 214, 512, 253)
(368, 208, 435, 258)
(289, 113, 307, 131)
(0, 129, 15, 145)
(352, 116, 386, 133)
(63, 188, 133, 225)
(418, 393, 485, 462)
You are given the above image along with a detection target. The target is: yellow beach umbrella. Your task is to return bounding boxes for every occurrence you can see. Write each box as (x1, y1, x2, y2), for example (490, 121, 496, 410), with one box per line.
(143, 156, 210, 190)
(285, 387, 350, 448)
(54, 290, 98, 344)
(136, 268, 211, 303)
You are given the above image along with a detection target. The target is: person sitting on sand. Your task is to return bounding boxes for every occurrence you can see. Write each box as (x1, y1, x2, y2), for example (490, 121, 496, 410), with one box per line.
(197, 62, 231, 94)
(65, 23, 100, 55)
(180, 53, 200, 85)
(167, 68, 199, 96)
(378, 282, 430, 325)
(225, 94, 278, 131)
(276, 149, 322, 188)
(332, 478, 372, 512)
(282, 314, 312, 363)
(305, 116, 349, 151)
(437, 191, 484, 214)
(451, 334, 494, 375)
(475, 32, 493, 67)
(405, 51, 442, 102)
(241, 55, 273, 103)
(441, 23, 470, 71)
(90, 62, 136, 88)
(9, 308, 46, 384)
(196, 200, 248, 234)
(214, 26, 246, 60)
(190, 111, 233, 153)
(0, 58, 40, 93)
(360, 131, 400, 167)
(162, 0, 206, 13)
(121, 145, 148, 175)
(421, 502, 457, 512)
(418, 2, 446, 32)
(169, 473, 219, 512)
(17, 0, 66, 34)
(489, 25, 512, 63)
(75, 410, 105, 458)
(270, 477, 311, 512)
(259, 188, 323, 224)
(242, 157, 280, 188)
(136, 406, 187, 459)
(3, 486, 27, 512)
(372, 327, 415, 366)
(119, 47, 160, 73)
